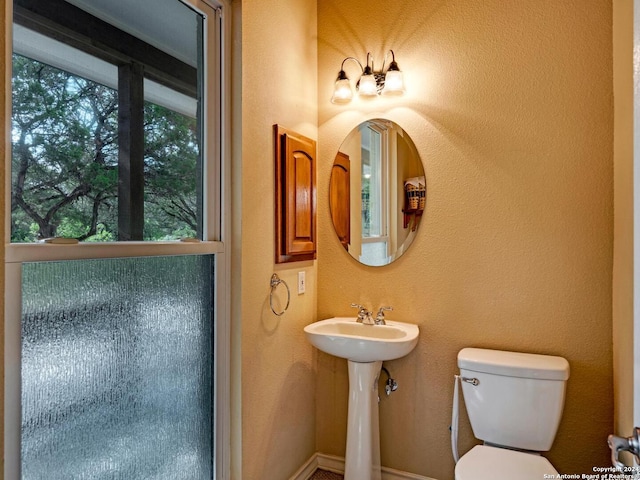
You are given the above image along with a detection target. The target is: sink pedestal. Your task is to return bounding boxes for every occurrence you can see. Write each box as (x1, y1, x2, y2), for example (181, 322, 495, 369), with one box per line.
(304, 317, 420, 479)
(345, 360, 382, 480)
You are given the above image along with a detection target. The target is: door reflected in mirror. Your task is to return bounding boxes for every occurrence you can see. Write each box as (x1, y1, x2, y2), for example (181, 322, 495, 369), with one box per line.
(330, 119, 425, 266)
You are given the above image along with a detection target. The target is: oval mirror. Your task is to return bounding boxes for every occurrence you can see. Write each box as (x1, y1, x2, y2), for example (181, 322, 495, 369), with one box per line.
(330, 119, 425, 266)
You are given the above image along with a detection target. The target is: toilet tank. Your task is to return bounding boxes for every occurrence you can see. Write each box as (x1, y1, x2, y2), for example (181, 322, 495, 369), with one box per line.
(458, 348, 570, 452)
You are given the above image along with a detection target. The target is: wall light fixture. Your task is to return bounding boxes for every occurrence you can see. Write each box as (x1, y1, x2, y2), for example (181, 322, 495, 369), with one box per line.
(331, 50, 405, 104)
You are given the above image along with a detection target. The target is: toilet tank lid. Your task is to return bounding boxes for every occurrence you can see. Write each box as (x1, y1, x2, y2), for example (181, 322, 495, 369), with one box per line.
(458, 348, 570, 381)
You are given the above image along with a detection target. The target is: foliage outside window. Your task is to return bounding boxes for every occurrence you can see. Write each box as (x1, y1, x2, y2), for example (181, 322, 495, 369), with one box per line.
(11, 54, 198, 243)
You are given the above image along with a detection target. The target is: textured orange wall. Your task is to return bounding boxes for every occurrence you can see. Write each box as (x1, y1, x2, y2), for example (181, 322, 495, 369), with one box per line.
(0, 0, 618, 479)
(612, 0, 634, 443)
(237, 0, 319, 479)
(317, 1, 613, 478)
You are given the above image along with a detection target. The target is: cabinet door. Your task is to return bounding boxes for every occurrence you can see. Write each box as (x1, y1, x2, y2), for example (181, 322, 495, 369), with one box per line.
(274, 125, 317, 263)
(330, 151, 350, 250)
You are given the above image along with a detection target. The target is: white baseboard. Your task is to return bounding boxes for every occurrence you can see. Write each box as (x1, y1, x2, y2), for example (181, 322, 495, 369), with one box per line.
(288, 453, 437, 480)
(315, 453, 345, 475)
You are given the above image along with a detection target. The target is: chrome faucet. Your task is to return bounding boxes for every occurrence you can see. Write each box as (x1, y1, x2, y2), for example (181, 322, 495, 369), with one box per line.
(375, 306, 393, 325)
(351, 303, 374, 325)
(351, 303, 392, 325)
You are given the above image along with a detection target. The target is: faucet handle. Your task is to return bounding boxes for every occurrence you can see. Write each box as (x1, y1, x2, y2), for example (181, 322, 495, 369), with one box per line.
(375, 306, 393, 325)
(350, 303, 369, 322)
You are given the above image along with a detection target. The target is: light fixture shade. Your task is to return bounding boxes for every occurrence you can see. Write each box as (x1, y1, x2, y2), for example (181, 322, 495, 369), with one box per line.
(331, 52, 406, 104)
(331, 77, 353, 104)
(382, 69, 405, 95)
(358, 74, 378, 97)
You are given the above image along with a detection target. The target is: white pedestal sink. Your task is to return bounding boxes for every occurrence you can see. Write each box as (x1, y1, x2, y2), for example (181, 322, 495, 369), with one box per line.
(304, 317, 419, 480)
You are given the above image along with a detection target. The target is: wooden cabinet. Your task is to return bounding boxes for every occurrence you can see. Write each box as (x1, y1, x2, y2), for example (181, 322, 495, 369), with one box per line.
(274, 125, 317, 264)
(330, 151, 350, 250)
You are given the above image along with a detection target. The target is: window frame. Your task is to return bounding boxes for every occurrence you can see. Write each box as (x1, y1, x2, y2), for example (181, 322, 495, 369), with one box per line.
(3, 0, 232, 478)
(360, 121, 390, 258)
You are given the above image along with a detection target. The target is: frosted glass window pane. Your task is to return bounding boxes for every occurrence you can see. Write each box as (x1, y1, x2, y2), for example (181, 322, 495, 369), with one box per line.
(360, 241, 388, 267)
(21, 255, 214, 480)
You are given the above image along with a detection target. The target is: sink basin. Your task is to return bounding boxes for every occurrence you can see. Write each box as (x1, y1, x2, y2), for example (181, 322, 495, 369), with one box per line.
(304, 317, 419, 362)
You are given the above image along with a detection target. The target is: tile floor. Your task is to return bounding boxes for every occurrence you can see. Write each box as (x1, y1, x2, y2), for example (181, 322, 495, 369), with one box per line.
(309, 469, 344, 480)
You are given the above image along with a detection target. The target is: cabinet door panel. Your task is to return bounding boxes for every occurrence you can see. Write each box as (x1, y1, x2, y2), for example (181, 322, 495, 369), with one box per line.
(275, 125, 317, 263)
(330, 151, 350, 250)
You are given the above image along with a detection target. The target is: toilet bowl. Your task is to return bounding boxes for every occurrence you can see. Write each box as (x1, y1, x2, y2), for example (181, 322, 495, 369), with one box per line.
(455, 445, 558, 480)
(454, 348, 570, 480)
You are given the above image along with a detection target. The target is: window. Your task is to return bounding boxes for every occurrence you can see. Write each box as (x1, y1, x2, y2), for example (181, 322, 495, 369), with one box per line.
(359, 121, 389, 266)
(21, 256, 214, 479)
(5, 1, 230, 479)
(11, 0, 204, 242)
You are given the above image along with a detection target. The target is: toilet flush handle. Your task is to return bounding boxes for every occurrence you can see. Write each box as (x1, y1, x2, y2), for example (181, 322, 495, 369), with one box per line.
(608, 427, 640, 470)
(461, 377, 479, 386)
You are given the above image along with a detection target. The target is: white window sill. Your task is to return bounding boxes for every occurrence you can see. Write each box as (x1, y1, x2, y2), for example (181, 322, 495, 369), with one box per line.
(5, 240, 225, 263)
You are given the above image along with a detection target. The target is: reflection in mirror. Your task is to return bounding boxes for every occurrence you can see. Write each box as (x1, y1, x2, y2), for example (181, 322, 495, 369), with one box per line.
(330, 119, 425, 266)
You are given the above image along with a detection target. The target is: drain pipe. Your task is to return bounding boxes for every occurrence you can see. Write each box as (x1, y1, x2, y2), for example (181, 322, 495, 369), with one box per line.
(380, 365, 398, 396)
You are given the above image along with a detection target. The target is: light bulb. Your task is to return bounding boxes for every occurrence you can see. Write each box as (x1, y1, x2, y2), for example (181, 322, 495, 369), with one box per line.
(382, 70, 405, 95)
(331, 73, 353, 104)
(358, 74, 378, 97)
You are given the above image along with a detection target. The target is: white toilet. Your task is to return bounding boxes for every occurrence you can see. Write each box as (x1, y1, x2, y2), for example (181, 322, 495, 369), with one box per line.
(455, 347, 570, 480)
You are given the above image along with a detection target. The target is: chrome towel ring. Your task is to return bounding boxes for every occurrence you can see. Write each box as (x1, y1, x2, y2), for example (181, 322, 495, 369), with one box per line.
(269, 273, 290, 316)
